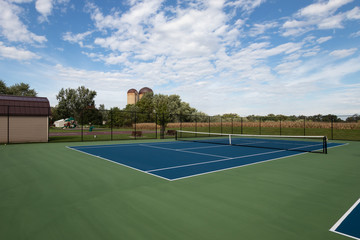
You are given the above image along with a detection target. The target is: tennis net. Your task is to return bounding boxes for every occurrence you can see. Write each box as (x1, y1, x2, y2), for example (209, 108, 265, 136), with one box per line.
(175, 130, 328, 153)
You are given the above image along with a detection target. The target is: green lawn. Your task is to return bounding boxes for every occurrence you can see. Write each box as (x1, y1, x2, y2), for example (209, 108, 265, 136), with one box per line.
(0, 140, 359, 240)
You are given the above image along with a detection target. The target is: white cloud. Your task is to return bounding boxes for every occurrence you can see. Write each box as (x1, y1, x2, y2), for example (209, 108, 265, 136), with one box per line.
(226, 0, 266, 13)
(282, 0, 358, 36)
(317, 36, 332, 43)
(275, 60, 302, 74)
(0, 0, 47, 43)
(0, 41, 40, 60)
(350, 30, 360, 38)
(249, 22, 278, 37)
(63, 31, 93, 48)
(329, 48, 357, 58)
(299, 0, 353, 17)
(36, 0, 53, 22)
(345, 6, 360, 19)
(87, 0, 238, 63)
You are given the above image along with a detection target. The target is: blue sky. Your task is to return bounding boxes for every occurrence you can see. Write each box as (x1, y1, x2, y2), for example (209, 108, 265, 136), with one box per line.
(0, 0, 359, 116)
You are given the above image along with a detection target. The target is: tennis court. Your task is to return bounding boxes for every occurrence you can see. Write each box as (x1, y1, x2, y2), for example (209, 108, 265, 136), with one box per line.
(1, 134, 358, 240)
(69, 132, 344, 181)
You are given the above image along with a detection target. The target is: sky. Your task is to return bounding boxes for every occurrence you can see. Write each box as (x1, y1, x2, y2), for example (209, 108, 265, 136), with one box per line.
(0, 0, 359, 116)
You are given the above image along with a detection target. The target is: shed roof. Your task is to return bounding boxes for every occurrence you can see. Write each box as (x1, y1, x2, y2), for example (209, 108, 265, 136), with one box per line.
(0, 95, 50, 116)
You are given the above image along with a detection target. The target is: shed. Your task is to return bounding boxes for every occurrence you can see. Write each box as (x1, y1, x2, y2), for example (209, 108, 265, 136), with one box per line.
(0, 95, 50, 143)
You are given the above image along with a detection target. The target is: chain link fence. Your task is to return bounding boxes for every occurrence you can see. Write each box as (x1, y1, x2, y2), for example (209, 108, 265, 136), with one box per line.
(46, 111, 360, 142)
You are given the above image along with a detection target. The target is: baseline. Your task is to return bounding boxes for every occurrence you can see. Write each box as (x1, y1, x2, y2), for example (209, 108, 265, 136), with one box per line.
(330, 198, 360, 240)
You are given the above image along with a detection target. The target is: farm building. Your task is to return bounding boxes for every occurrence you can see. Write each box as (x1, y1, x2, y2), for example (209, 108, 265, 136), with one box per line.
(0, 95, 50, 144)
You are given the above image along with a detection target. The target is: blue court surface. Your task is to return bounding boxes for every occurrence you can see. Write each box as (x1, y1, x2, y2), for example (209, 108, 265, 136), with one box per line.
(68, 140, 343, 181)
(330, 198, 360, 240)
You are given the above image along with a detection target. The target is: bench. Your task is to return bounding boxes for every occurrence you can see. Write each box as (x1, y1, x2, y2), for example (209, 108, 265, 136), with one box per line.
(131, 131, 142, 137)
(166, 130, 176, 135)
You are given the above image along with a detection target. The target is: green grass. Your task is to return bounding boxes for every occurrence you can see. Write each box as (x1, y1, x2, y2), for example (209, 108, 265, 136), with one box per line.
(49, 125, 360, 142)
(0, 139, 359, 240)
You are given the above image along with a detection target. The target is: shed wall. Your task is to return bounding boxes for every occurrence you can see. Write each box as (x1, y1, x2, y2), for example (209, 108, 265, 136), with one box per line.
(0, 116, 7, 143)
(4, 116, 48, 143)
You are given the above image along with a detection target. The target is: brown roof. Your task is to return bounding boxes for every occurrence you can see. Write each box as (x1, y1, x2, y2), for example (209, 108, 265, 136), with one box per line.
(139, 87, 153, 94)
(127, 88, 138, 94)
(0, 95, 50, 116)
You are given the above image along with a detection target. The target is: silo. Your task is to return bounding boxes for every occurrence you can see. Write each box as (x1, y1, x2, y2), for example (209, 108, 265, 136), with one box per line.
(127, 89, 139, 105)
(139, 87, 153, 100)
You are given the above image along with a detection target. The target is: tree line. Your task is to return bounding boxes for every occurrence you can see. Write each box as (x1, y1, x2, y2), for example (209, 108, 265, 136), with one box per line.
(1, 80, 359, 125)
(0, 80, 37, 96)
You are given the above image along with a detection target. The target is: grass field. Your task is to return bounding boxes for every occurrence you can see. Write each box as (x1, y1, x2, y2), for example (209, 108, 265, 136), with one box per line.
(49, 124, 360, 143)
(0, 139, 359, 240)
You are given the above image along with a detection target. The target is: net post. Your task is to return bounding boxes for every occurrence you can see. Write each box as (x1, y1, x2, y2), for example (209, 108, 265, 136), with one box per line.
(229, 134, 232, 145)
(323, 136, 327, 154)
(175, 130, 178, 141)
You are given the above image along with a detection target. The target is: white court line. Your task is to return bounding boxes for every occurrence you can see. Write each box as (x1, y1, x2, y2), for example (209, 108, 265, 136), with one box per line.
(330, 198, 360, 240)
(175, 145, 229, 151)
(147, 149, 285, 173)
(169, 152, 307, 181)
(139, 144, 229, 159)
(65, 146, 171, 181)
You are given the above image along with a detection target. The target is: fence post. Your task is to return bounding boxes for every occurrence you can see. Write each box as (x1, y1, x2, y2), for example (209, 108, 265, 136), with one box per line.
(110, 110, 113, 141)
(241, 117, 243, 134)
(304, 117, 306, 136)
(180, 114, 182, 138)
(134, 111, 137, 140)
(7, 105, 10, 144)
(81, 111, 84, 142)
(161, 113, 165, 139)
(231, 118, 234, 134)
(221, 117, 223, 134)
(259, 117, 261, 135)
(280, 118, 282, 136)
(155, 113, 158, 139)
(195, 115, 197, 135)
(48, 107, 50, 142)
(208, 116, 211, 135)
(331, 118, 334, 140)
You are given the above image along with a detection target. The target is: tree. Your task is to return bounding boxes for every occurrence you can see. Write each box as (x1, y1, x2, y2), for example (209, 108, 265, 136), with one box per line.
(56, 86, 97, 121)
(151, 94, 199, 137)
(98, 104, 109, 124)
(346, 114, 360, 122)
(123, 93, 201, 137)
(0, 80, 37, 96)
(0, 80, 7, 94)
(222, 113, 240, 118)
(82, 108, 103, 125)
(7, 83, 37, 96)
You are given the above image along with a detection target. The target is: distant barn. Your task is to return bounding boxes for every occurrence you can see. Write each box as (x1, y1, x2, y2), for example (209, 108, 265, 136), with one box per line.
(0, 95, 50, 144)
